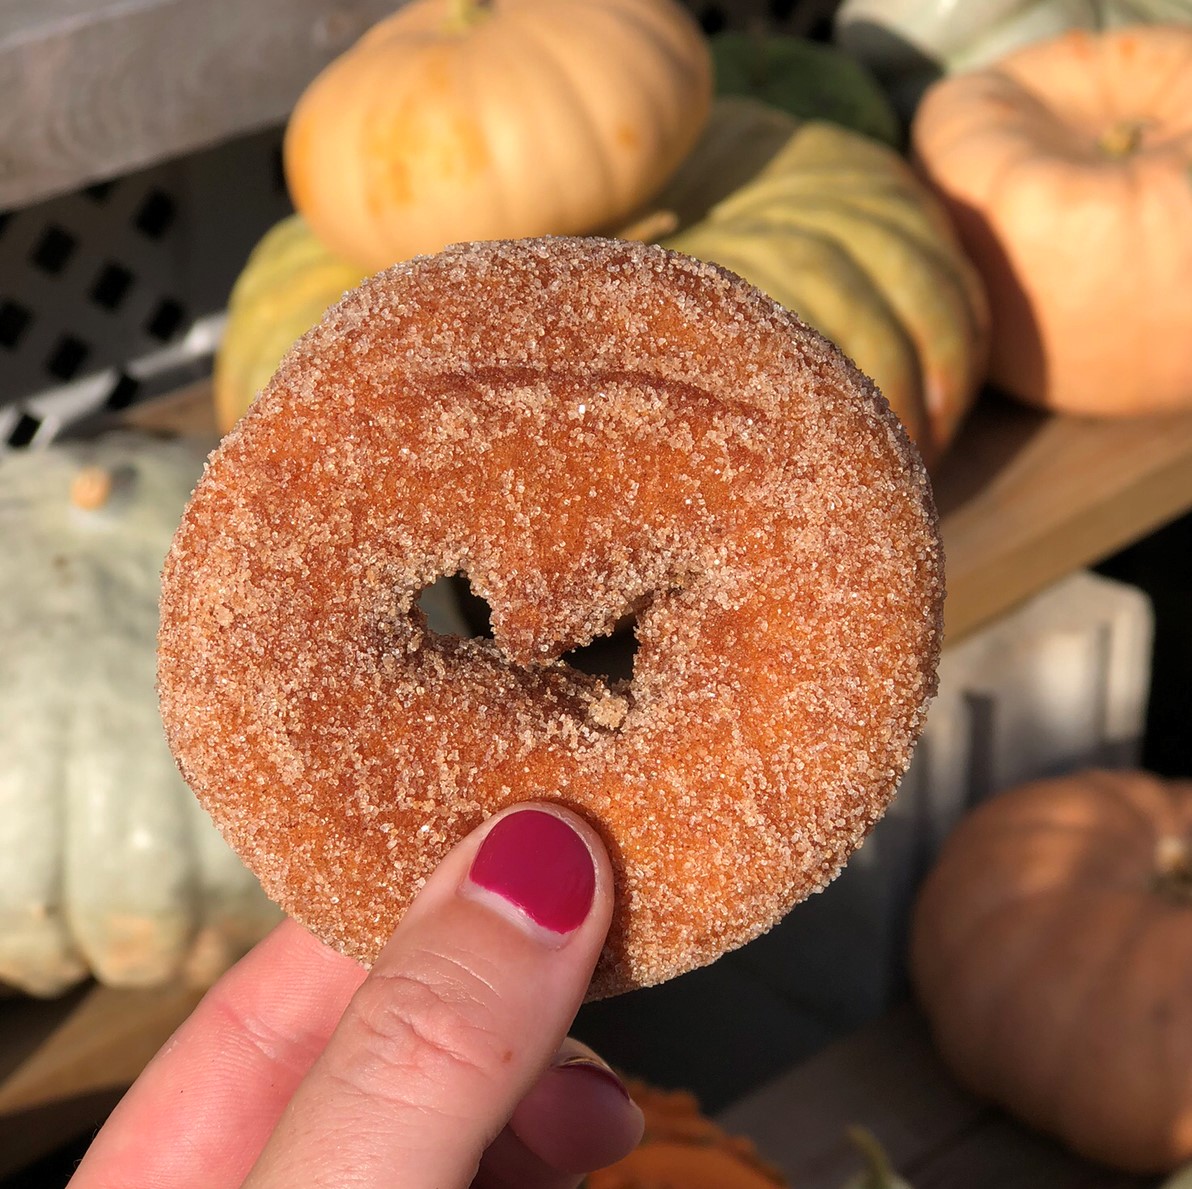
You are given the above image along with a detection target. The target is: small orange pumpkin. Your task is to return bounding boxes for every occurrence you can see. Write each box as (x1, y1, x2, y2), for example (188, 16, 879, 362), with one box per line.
(911, 769, 1192, 1173)
(284, 0, 712, 272)
(587, 1081, 787, 1188)
(911, 26, 1192, 416)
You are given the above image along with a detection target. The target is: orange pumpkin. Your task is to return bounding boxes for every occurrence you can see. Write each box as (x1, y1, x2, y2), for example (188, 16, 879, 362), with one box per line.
(911, 26, 1192, 416)
(911, 769, 1192, 1173)
(284, 0, 712, 272)
(587, 1081, 787, 1189)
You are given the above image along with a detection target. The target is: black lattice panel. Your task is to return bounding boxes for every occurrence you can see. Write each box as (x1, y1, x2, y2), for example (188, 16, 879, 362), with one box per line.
(0, 0, 836, 452)
(0, 130, 291, 449)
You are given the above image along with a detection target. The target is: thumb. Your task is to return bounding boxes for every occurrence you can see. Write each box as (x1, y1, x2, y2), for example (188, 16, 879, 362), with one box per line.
(243, 803, 615, 1189)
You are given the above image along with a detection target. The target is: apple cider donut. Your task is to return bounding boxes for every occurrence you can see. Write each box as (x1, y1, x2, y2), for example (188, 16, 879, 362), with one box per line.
(158, 237, 943, 998)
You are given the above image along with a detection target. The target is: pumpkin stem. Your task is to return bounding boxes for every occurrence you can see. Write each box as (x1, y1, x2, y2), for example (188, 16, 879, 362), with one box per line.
(70, 465, 113, 510)
(1154, 835, 1192, 902)
(444, 0, 492, 34)
(846, 1126, 902, 1187)
(1097, 119, 1149, 158)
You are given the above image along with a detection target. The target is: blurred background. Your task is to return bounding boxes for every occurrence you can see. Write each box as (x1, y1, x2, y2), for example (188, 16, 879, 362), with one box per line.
(2, 0, 1191, 1184)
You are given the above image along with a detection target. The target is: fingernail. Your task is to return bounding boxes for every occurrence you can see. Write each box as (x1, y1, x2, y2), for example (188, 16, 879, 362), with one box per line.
(555, 1054, 634, 1103)
(466, 809, 596, 936)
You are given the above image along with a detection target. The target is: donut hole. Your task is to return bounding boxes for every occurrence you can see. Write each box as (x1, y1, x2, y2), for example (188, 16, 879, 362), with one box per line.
(560, 617, 638, 686)
(559, 619, 637, 733)
(438, 573, 495, 639)
(409, 573, 492, 640)
(412, 572, 638, 733)
(411, 572, 638, 685)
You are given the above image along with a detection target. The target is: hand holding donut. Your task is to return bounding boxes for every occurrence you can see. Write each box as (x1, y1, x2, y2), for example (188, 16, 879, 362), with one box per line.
(159, 237, 943, 995)
(69, 805, 643, 1189)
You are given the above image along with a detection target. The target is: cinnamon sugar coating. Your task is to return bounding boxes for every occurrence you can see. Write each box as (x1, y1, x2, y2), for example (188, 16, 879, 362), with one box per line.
(157, 237, 943, 997)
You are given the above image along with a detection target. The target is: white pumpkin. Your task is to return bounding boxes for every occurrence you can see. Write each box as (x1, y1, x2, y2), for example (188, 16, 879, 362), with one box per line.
(834, 0, 1192, 113)
(0, 432, 283, 997)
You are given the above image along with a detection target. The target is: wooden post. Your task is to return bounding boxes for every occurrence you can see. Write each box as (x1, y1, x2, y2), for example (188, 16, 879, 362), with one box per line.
(0, 0, 403, 209)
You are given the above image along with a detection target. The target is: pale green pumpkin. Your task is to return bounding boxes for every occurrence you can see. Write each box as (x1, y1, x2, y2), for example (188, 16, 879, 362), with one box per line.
(0, 432, 282, 997)
(644, 97, 989, 466)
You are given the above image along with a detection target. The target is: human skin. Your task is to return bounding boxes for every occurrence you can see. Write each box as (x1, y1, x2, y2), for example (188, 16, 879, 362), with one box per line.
(69, 803, 643, 1189)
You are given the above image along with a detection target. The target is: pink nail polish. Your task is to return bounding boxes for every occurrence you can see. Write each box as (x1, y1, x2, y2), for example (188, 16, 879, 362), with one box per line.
(467, 810, 596, 935)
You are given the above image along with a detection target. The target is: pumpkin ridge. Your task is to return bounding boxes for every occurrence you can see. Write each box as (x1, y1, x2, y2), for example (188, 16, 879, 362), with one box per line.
(982, 78, 1113, 162)
(506, 0, 705, 212)
(0, 625, 84, 994)
(755, 196, 980, 330)
(1014, 895, 1159, 1136)
(995, 49, 1117, 149)
(1083, 769, 1187, 841)
(953, 820, 1149, 877)
(728, 169, 929, 208)
(1049, 902, 1179, 1163)
(740, 201, 980, 426)
(928, 888, 1133, 1113)
(1149, 51, 1192, 126)
(1102, 29, 1192, 131)
(667, 220, 924, 420)
(1139, 912, 1192, 1160)
(502, 14, 619, 213)
(453, 26, 522, 228)
(919, 880, 1129, 1007)
(941, 813, 1148, 853)
(591, 0, 706, 71)
(800, 188, 960, 254)
(589, 0, 713, 162)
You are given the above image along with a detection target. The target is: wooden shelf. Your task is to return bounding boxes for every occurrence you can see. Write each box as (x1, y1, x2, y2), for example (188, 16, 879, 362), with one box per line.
(5, 386, 1192, 1177)
(0, 983, 205, 1177)
(933, 395, 1192, 646)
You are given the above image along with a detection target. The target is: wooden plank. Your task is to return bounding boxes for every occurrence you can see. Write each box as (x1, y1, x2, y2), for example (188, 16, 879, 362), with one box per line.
(911, 1112, 1154, 1189)
(0, 0, 401, 209)
(0, 982, 201, 1116)
(716, 1004, 977, 1188)
(0, 981, 204, 1177)
(936, 396, 1192, 646)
